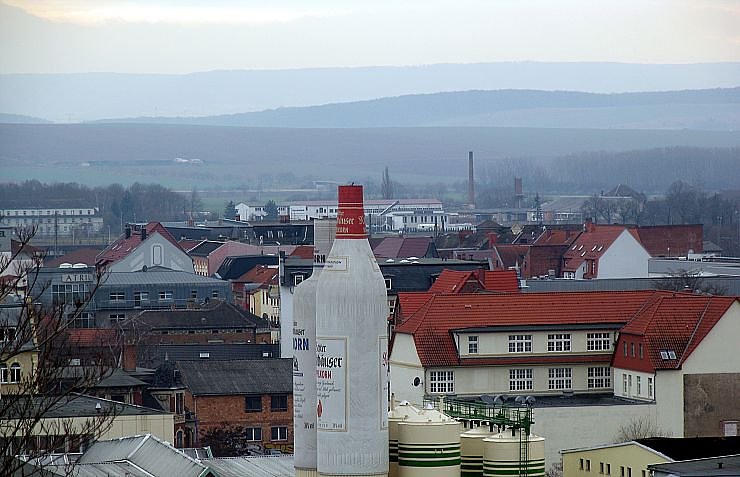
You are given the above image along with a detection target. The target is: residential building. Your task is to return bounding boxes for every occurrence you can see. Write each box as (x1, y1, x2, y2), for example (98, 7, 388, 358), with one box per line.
(612, 293, 740, 438)
(96, 222, 194, 273)
(563, 437, 740, 477)
(0, 301, 38, 394)
(154, 359, 293, 453)
(0, 206, 104, 238)
(31, 266, 232, 328)
(190, 240, 290, 276)
(389, 290, 656, 405)
(562, 223, 650, 279)
(241, 265, 280, 326)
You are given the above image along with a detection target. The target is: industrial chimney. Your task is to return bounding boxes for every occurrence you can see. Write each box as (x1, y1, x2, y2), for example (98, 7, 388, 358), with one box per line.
(468, 151, 475, 208)
(315, 185, 389, 477)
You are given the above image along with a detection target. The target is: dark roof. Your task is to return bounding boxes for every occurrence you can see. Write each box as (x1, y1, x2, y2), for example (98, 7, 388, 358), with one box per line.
(372, 236, 438, 259)
(95, 368, 148, 388)
(637, 437, 740, 461)
(215, 255, 279, 280)
(380, 259, 489, 294)
(649, 454, 740, 476)
(188, 240, 226, 257)
(3, 394, 166, 419)
(125, 300, 262, 331)
(45, 247, 104, 267)
(177, 358, 292, 396)
(144, 343, 279, 370)
(96, 222, 183, 266)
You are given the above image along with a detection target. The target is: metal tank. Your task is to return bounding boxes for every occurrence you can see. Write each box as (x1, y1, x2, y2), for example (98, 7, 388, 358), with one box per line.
(388, 400, 423, 477)
(397, 407, 461, 477)
(315, 185, 389, 477)
(460, 424, 494, 477)
(482, 431, 545, 477)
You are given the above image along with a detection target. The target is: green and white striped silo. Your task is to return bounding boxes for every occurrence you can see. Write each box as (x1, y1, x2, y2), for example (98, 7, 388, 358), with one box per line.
(389, 401, 423, 477)
(460, 424, 494, 477)
(482, 431, 545, 477)
(397, 408, 461, 477)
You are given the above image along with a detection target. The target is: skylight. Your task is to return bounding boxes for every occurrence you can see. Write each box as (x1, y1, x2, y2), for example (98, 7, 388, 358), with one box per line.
(660, 350, 677, 360)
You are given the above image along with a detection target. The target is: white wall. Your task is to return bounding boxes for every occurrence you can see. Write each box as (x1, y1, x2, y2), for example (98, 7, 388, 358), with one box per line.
(389, 333, 425, 405)
(111, 233, 194, 273)
(682, 302, 740, 374)
(598, 230, 650, 278)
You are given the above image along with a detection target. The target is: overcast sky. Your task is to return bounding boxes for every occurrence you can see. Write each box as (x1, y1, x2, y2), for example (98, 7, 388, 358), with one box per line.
(1, 0, 739, 74)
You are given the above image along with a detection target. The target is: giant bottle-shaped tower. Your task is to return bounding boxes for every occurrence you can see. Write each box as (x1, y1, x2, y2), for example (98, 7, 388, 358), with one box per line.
(315, 185, 389, 477)
(293, 219, 336, 477)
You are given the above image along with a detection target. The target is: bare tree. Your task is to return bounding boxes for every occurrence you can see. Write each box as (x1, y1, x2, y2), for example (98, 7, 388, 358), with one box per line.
(381, 166, 394, 200)
(615, 417, 671, 442)
(0, 225, 116, 475)
(653, 269, 728, 296)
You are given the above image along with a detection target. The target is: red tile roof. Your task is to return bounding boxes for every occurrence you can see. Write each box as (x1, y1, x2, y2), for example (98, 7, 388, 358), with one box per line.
(67, 328, 119, 346)
(178, 239, 206, 253)
(395, 290, 656, 367)
(96, 222, 183, 267)
(429, 269, 482, 294)
(396, 292, 434, 322)
(490, 245, 528, 269)
(481, 270, 519, 293)
(233, 264, 279, 286)
(562, 225, 634, 274)
(617, 293, 736, 370)
(290, 245, 314, 260)
(45, 247, 104, 267)
(373, 237, 434, 259)
(634, 224, 703, 257)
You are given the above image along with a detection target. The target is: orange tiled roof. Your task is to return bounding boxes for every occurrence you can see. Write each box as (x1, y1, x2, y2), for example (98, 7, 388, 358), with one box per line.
(428, 269, 481, 294)
(620, 293, 736, 370)
(290, 245, 314, 260)
(396, 292, 434, 322)
(96, 222, 182, 266)
(394, 290, 656, 367)
(233, 264, 278, 286)
(634, 225, 703, 257)
(481, 270, 519, 293)
(562, 225, 633, 273)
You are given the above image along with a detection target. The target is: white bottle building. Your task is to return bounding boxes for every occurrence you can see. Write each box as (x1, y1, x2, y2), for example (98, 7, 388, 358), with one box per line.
(315, 185, 389, 477)
(293, 220, 336, 477)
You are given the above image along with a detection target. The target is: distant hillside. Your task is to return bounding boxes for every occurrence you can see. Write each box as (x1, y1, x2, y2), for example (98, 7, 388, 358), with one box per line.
(99, 88, 740, 130)
(2, 62, 740, 122)
(0, 113, 52, 124)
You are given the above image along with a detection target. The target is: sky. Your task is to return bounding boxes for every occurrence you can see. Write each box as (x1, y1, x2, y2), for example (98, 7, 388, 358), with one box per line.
(0, 0, 739, 74)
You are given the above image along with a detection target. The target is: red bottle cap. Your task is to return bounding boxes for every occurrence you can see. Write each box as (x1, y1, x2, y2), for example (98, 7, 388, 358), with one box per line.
(336, 185, 367, 239)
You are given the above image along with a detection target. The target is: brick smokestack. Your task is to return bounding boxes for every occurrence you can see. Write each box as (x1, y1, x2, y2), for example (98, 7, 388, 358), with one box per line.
(468, 151, 475, 208)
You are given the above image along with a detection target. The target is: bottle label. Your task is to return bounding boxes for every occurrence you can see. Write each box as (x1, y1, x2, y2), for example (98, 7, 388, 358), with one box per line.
(324, 256, 348, 272)
(316, 337, 348, 432)
(336, 185, 367, 239)
(379, 335, 389, 430)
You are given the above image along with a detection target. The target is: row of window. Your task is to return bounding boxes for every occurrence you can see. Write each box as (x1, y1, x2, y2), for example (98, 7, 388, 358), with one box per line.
(1, 209, 95, 216)
(0, 363, 22, 383)
(428, 367, 613, 394)
(245, 394, 288, 413)
(109, 290, 220, 301)
(580, 458, 646, 477)
(622, 374, 654, 399)
(467, 333, 612, 354)
(244, 426, 289, 442)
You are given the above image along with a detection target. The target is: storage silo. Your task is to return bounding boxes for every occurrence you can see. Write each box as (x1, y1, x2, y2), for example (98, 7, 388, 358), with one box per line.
(460, 424, 494, 477)
(397, 408, 461, 477)
(482, 431, 545, 477)
(292, 219, 336, 477)
(388, 400, 423, 477)
(315, 185, 389, 477)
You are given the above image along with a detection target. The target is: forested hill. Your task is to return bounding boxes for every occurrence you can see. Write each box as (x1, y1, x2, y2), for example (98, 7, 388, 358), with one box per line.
(97, 87, 740, 129)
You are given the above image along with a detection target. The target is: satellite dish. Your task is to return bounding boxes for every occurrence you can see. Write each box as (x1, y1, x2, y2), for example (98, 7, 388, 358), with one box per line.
(493, 395, 506, 405)
(515, 396, 526, 404)
(525, 396, 536, 405)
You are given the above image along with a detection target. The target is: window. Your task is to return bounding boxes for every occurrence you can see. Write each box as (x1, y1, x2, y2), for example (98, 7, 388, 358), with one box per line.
(607, 464, 611, 475)
(547, 333, 571, 352)
(212, 290, 219, 298)
(271, 426, 288, 441)
(245, 395, 262, 412)
(508, 334, 532, 353)
(384, 278, 392, 290)
(159, 290, 173, 300)
(639, 343, 643, 359)
(580, 459, 584, 470)
(429, 370, 454, 394)
(109, 291, 125, 301)
(293, 274, 304, 286)
(109, 314, 126, 325)
(468, 336, 479, 354)
(600, 462, 605, 474)
(69, 312, 95, 329)
(587, 333, 611, 351)
(636, 376, 642, 395)
(548, 368, 572, 390)
(623, 374, 628, 394)
(0, 364, 7, 383)
(176, 430, 184, 448)
(620, 466, 625, 477)
(623, 342, 627, 357)
(190, 290, 198, 299)
(509, 369, 533, 391)
(245, 427, 262, 441)
(586, 460, 591, 471)
(175, 393, 184, 414)
(10, 363, 21, 383)
(588, 367, 612, 389)
(271, 394, 288, 412)
(648, 377, 654, 399)
(134, 291, 148, 306)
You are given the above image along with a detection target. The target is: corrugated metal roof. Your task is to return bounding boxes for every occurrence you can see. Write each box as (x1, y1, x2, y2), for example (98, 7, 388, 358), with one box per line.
(102, 269, 227, 286)
(201, 455, 295, 477)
